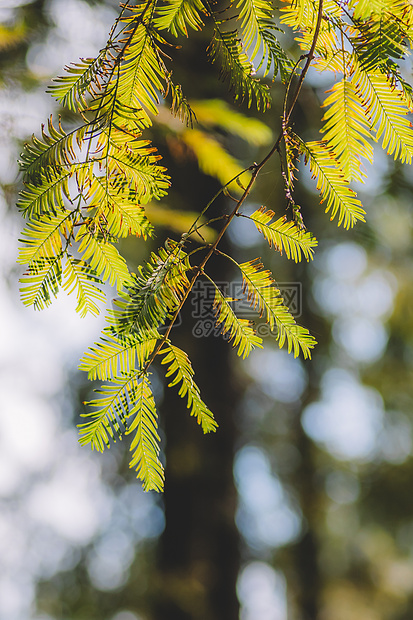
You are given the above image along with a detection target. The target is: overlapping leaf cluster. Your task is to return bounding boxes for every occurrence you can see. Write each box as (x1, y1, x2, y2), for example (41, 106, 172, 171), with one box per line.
(17, 0, 413, 490)
(280, 0, 413, 229)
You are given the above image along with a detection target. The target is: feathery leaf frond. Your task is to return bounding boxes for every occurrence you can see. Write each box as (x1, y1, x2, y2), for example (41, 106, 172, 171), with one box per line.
(80, 371, 165, 493)
(237, 258, 316, 358)
(76, 225, 133, 289)
(117, 23, 166, 128)
(80, 329, 159, 381)
(321, 77, 374, 182)
(19, 116, 77, 181)
(211, 282, 263, 358)
(154, 0, 207, 37)
(207, 26, 271, 110)
(165, 77, 197, 126)
(248, 207, 317, 261)
(62, 257, 105, 317)
(352, 62, 413, 164)
(299, 139, 366, 229)
(18, 208, 74, 265)
(160, 343, 218, 432)
(79, 375, 129, 449)
(20, 255, 63, 310)
(351, 9, 407, 74)
(127, 374, 165, 491)
(236, 0, 293, 80)
(17, 168, 72, 218)
(47, 53, 108, 113)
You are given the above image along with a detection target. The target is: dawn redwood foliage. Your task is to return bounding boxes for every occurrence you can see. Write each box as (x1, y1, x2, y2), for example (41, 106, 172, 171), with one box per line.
(17, 0, 413, 490)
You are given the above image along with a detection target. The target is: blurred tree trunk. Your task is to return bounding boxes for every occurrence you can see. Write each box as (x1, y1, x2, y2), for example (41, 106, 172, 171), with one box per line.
(276, 215, 325, 620)
(291, 411, 322, 620)
(154, 339, 240, 620)
(149, 15, 242, 618)
(153, 176, 241, 620)
(290, 219, 324, 620)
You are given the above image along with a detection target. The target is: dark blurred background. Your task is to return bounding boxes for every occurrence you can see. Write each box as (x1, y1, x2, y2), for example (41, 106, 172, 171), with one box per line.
(2, 1, 413, 619)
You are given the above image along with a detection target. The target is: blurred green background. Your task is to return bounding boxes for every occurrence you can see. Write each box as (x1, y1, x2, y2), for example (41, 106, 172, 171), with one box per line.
(2, 1, 413, 619)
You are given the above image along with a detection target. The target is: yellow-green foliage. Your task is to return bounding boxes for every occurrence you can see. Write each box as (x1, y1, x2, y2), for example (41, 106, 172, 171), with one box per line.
(238, 258, 316, 359)
(160, 343, 217, 432)
(248, 207, 317, 261)
(210, 278, 264, 359)
(17, 0, 413, 490)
